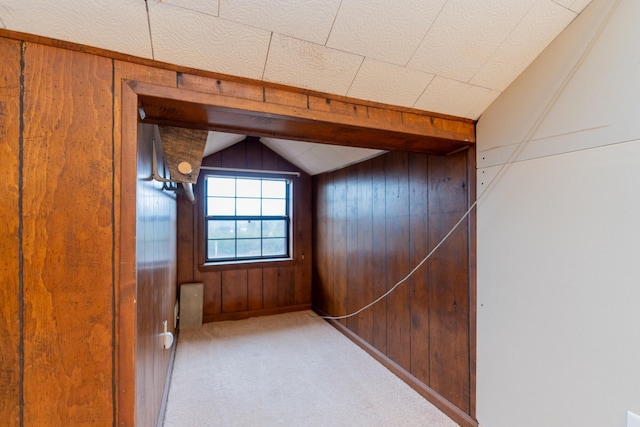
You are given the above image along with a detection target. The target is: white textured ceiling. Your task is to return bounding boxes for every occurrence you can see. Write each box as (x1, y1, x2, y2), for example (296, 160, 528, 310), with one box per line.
(0, 0, 592, 174)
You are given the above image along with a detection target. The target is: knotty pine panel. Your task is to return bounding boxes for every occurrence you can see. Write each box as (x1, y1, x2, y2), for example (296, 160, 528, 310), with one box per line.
(312, 149, 474, 419)
(0, 37, 22, 427)
(21, 43, 114, 425)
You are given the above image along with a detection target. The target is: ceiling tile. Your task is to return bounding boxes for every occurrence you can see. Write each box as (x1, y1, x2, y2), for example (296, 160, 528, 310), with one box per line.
(0, 0, 152, 58)
(203, 132, 246, 157)
(466, 89, 501, 120)
(414, 76, 494, 119)
(553, 0, 592, 13)
(297, 145, 345, 175)
(470, 1, 576, 91)
(261, 138, 383, 175)
(263, 33, 363, 95)
(261, 138, 315, 158)
(408, 0, 535, 82)
(347, 59, 434, 108)
(326, 0, 446, 65)
(219, 0, 341, 45)
(153, 0, 219, 16)
(148, 2, 271, 80)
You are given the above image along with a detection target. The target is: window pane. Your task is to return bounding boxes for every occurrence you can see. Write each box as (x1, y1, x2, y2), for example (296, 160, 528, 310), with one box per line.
(262, 220, 286, 237)
(236, 198, 261, 215)
(262, 180, 286, 198)
(237, 239, 261, 258)
(237, 220, 260, 238)
(207, 177, 235, 197)
(208, 220, 235, 239)
(236, 179, 261, 197)
(262, 199, 286, 216)
(263, 238, 286, 256)
(208, 197, 235, 216)
(208, 239, 235, 259)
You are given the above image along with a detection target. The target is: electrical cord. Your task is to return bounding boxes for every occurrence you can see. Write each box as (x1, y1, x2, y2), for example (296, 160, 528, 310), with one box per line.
(320, 0, 620, 321)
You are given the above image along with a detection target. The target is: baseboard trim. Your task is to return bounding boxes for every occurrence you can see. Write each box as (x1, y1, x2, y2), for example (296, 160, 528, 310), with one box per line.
(322, 315, 478, 427)
(156, 330, 178, 427)
(203, 304, 312, 323)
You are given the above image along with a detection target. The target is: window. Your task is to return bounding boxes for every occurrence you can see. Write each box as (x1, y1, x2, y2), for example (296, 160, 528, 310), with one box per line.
(205, 175, 291, 262)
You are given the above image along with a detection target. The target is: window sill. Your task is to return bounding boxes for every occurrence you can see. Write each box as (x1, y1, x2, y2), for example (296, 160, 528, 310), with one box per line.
(198, 258, 298, 272)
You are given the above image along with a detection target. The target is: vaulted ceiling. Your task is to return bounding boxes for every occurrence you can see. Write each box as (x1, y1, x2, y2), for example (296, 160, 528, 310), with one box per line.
(0, 0, 592, 174)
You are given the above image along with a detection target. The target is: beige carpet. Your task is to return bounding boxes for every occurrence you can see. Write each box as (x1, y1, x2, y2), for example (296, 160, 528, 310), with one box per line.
(163, 310, 459, 427)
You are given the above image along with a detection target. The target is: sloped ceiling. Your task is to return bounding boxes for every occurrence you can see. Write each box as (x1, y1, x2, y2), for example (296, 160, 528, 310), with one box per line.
(0, 0, 592, 174)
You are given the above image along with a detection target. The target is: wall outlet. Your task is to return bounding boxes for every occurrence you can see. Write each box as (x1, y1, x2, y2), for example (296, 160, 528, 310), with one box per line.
(628, 411, 640, 427)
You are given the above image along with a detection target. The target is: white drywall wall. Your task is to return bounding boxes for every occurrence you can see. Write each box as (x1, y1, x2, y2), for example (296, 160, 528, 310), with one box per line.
(476, 0, 640, 426)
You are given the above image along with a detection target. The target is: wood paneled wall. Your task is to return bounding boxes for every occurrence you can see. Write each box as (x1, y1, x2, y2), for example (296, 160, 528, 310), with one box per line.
(0, 37, 23, 427)
(134, 124, 178, 426)
(22, 43, 114, 425)
(313, 149, 475, 423)
(177, 139, 313, 322)
(0, 37, 180, 426)
(0, 29, 475, 426)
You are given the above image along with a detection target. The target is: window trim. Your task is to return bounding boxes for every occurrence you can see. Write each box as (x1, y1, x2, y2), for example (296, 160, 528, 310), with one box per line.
(201, 173, 294, 265)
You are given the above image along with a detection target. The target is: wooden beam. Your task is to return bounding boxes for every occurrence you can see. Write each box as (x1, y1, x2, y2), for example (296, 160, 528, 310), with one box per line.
(157, 125, 208, 184)
(131, 81, 475, 156)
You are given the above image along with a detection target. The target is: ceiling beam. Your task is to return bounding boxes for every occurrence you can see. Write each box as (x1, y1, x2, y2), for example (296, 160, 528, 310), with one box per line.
(132, 78, 475, 156)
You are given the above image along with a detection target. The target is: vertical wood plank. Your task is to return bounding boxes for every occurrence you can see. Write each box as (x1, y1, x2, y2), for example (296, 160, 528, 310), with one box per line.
(370, 155, 387, 352)
(428, 153, 470, 413)
(324, 174, 335, 316)
(262, 267, 279, 309)
(311, 174, 328, 313)
(221, 270, 248, 313)
(312, 149, 474, 420)
(466, 146, 477, 419)
(176, 198, 195, 285)
(247, 268, 263, 310)
(384, 152, 411, 370)
(409, 153, 431, 384)
(220, 140, 247, 168)
(355, 160, 374, 345)
(332, 169, 348, 323)
(277, 266, 295, 307)
(202, 271, 222, 317)
(345, 169, 360, 333)
(22, 43, 113, 425)
(294, 172, 313, 306)
(245, 138, 263, 170)
(0, 37, 22, 427)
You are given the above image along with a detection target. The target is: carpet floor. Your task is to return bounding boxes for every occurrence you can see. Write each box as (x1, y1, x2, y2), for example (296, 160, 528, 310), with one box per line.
(163, 310, 459, 427)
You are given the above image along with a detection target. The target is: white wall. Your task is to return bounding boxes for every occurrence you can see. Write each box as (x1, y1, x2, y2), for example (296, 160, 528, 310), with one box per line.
(476, 0, 640, 426)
